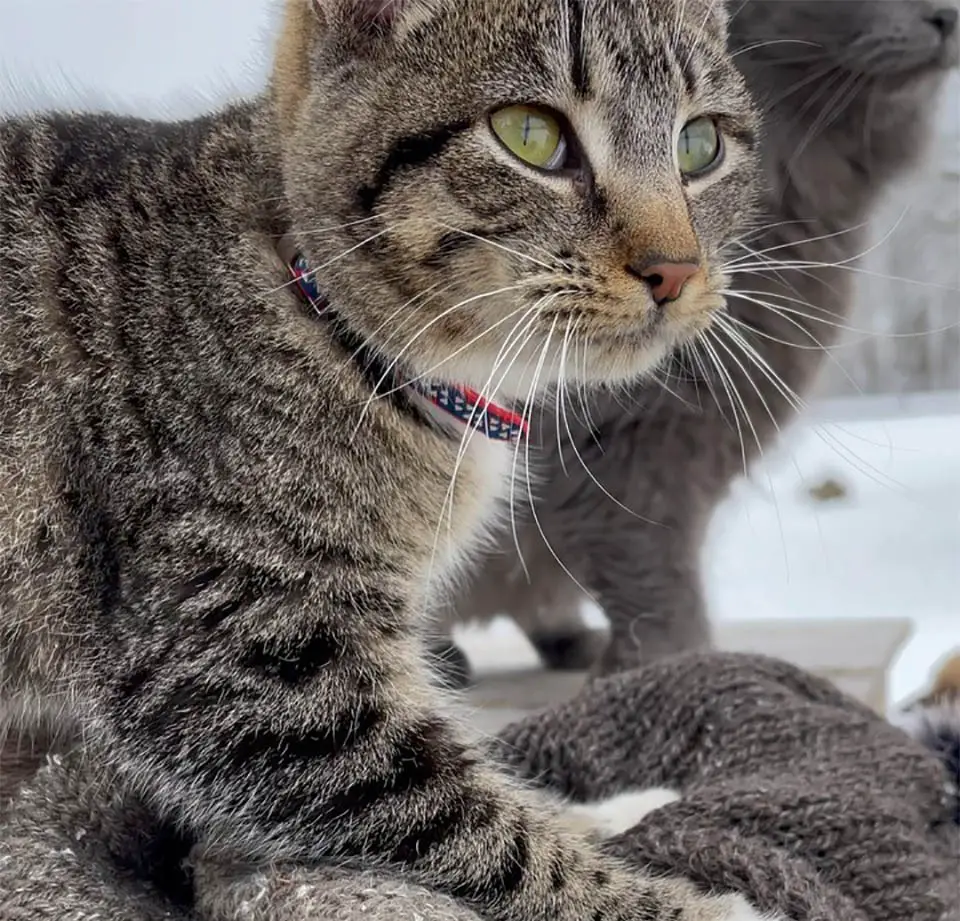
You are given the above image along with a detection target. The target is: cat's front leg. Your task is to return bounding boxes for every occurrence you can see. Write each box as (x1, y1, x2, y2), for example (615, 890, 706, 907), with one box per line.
(101, 539, 766, 921)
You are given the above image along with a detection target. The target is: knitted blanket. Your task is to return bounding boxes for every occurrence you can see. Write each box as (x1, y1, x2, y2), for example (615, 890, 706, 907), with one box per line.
(1, 653, 957, 921)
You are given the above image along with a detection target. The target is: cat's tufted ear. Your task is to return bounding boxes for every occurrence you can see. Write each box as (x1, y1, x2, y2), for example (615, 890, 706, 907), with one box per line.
(272, 0, 440, 133)
(313, 0, 441, 35)
(688, 0, 729, 40)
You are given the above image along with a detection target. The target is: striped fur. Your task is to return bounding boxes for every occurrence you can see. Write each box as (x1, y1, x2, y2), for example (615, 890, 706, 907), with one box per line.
(0, 1, 765, 918)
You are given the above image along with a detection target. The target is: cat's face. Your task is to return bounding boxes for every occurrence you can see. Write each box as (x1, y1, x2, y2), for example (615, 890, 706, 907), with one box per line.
(731, 0, 958, 83)
(277, 0, 760, 400)
(729, 0, 957, 179)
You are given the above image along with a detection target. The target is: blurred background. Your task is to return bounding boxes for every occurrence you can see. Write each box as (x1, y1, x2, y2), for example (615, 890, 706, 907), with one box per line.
(1, 0, 957, 706)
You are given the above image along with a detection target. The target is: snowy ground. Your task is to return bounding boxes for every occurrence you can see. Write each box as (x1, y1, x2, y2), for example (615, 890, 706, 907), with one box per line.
(703, 391, 960, 706)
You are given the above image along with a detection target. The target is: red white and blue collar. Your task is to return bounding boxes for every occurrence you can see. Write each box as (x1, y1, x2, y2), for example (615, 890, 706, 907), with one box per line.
(286, 249, 528, 446)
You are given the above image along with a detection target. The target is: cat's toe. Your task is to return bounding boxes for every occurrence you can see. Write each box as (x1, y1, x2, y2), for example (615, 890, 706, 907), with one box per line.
(563, 787, 682, 838)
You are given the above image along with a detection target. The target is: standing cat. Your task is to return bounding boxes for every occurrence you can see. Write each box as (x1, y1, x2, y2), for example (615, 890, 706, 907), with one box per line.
(0, 0, 772, 918)
(434, 0, 960, 685)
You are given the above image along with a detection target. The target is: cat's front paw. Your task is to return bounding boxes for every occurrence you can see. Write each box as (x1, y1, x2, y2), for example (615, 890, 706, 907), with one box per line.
(600, 876, 784, 921)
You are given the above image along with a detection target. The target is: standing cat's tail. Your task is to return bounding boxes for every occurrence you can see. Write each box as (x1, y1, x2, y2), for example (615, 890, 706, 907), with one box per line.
(894, 652, 960, 825)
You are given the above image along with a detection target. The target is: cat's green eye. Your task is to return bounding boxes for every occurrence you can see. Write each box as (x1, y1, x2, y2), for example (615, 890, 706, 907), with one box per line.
(677, 117, 722, 176)
(490, 105, 568, 171)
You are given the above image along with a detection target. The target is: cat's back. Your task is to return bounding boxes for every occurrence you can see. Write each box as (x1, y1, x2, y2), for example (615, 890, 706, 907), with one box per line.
(0, 110, 228, 707)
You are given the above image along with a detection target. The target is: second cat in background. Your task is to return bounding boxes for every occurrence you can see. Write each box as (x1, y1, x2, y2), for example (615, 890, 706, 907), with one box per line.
(433, 0, 960, 687)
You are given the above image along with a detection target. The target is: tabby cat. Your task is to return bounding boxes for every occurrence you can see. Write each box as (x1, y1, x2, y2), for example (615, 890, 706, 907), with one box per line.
(0, 0, 774, 918)
(433, 0, 960, 684)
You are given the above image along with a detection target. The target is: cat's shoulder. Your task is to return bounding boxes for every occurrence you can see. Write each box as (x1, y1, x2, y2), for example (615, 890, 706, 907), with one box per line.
(0, 104, 255, 205)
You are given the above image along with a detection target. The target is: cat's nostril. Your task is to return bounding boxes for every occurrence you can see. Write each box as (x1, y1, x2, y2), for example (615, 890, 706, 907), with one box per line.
(929, 6, 958, 37)
(627, 259, 700, 306)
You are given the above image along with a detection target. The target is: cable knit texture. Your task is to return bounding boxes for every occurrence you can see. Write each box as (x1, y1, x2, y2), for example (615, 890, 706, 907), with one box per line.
(1, 653, 957, 921)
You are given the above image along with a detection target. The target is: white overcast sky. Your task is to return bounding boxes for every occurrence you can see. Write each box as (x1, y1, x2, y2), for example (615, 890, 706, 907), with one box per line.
(0, 0, 275, 116)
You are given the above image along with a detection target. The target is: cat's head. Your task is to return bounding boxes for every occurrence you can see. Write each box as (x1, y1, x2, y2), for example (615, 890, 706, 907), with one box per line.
(272, 0, 760, 400)
(730, 0, 958, 143)
(731, 0, 958, 79)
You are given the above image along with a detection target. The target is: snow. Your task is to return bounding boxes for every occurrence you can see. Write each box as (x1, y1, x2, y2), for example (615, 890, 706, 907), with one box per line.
(703, 393, 960, 706)
(0, 0, 273, 118)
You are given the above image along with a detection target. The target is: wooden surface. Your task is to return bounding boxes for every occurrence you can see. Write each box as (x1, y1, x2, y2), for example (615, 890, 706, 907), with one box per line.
(461, 617, 914, 735)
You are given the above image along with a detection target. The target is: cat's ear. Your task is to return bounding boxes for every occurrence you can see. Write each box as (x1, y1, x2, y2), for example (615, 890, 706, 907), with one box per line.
(273, 0, 440, 132)
(312, 0, 443, 38)
(690, 0, 729, 40)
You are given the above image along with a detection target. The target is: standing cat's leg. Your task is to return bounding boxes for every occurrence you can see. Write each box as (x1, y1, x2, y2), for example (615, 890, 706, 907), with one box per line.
(100, 532, 765, 921)
(520, 593, 606, 672)
(583, 518, 711, 675)
(503, 545, 606, 672)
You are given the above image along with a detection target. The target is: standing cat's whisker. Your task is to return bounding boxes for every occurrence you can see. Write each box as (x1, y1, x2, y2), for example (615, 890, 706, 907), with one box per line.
(767, 60, 842, 108)
(790, 63, 851, 130)
(793, 69, 868, 164)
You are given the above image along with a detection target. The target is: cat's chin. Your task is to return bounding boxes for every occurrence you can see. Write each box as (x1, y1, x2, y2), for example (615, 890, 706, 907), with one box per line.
(559, 337, 678, 390)
(417, 333, 683, 405)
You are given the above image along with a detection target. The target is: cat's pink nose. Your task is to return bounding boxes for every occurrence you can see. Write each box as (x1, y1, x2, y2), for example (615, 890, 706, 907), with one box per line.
(632, 260, 700, 305)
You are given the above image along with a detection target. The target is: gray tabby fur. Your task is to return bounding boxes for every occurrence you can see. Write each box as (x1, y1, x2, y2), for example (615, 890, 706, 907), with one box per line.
(0, 0, 773, 918)
(435, 0, 960, 682)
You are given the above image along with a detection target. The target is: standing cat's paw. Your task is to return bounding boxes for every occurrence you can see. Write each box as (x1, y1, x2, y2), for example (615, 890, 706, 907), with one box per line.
(529, 628, 608, 671)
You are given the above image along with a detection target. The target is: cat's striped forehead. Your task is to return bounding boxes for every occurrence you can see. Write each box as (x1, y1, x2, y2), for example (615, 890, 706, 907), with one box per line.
(278, 0, 733, 115)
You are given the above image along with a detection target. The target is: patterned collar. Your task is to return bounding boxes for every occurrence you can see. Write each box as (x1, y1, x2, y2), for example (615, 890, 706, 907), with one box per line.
(285, 248, 528, 445)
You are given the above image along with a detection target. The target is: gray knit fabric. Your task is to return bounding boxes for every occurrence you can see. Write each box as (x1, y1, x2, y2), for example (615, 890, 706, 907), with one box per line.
(1, 653, 957, 921)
